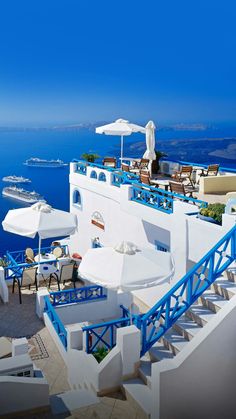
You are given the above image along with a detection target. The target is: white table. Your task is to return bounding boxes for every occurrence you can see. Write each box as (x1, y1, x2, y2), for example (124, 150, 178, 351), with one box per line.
(35, 253, 71, 277)
(151, 179, 170, 191)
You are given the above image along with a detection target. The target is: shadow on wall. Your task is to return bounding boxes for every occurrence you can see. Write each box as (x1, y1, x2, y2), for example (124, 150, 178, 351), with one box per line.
(142, 221, 170, 251)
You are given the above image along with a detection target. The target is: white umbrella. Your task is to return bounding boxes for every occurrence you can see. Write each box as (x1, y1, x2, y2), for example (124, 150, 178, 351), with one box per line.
(143, 120, 156, 161)
(79, 241, 174, 322)
(96, 118, 146, 162)
(79, 241, 174, 290)
(2, 202, 77, 271)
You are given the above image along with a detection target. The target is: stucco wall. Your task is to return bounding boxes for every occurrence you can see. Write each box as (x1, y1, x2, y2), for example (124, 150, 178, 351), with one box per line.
(199, 174, 236, 194)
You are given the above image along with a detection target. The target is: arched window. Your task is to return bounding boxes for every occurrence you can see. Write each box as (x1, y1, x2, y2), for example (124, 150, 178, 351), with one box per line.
(98, 172, 106, 182)
(90, 170, 97, 179)
(73, 189, 82, 207)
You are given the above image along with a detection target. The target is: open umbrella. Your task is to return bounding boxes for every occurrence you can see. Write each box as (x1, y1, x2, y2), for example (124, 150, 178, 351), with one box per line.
(96, 118, 146, 162)
(143, 120, 156, 161)
(2, 202, 77, 271)
(79, 241, 174, 321)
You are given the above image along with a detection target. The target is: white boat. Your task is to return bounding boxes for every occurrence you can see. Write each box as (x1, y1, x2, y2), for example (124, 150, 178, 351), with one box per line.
(2, 175, 31, 184)
(2, 186, 45, 203)
(24, 157, 68, 168)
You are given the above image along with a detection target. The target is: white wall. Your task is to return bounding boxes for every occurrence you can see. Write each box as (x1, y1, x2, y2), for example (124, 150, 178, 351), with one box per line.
(55, 289, 121, 326)
(151, 294, 236, 419)
(0, 267, 9, 303)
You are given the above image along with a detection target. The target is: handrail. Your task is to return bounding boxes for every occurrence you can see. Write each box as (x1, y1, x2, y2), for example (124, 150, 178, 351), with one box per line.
(136, 224, 236, 355)
(44, 295, 67, 349)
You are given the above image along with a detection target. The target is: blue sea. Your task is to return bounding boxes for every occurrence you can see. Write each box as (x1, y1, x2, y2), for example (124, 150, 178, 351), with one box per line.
(0, 126, 235, 255)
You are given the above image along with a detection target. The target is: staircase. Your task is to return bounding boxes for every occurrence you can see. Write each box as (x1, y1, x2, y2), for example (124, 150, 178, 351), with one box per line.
(122, 270, 236, 418)
(122, 225, 236, 418)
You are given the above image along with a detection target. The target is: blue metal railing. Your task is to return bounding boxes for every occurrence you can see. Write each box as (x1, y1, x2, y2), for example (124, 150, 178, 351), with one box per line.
(135, 224, 236, 355)
(82, 316, 131, 353)
(44, 295, 68, 349)
(49, 285, 107, 306)
(4, 245, 69, 280)
(82, 225, 236, 356)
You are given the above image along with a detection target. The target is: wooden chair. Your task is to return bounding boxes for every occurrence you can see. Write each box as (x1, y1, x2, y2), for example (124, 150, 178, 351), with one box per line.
(172, 166, 193, 186)
(200, 164, 219, 177)
(102, 157, 117, 168)
(25, 248, 35, 264)
(121, 163, 130, 172)
(139, 158, 149, 170)
(140, 173, 159, 188)
(169, 181, 196, 198)
(12, 266, 38, 304)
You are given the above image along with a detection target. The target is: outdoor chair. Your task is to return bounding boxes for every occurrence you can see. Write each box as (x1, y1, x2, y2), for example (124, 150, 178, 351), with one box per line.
(171, 165, 194, 186)
(25, 247, 35, 264)
(12, 266, 38, 304)
(52, 246, 63, 259)
(140, 173, 159, 188)
(200, 164, 219, 177)
(169, 181, 197, 199)
(139, 158, 149, 170)
(102, 157, 117, 168)
(50, 262, 78, 289)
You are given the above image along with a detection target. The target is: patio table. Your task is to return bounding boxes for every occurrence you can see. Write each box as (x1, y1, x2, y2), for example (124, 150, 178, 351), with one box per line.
(151, 179, 170, 191)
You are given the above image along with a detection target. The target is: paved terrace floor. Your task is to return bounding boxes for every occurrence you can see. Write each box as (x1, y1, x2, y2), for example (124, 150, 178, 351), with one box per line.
(0, 284, 145, 419)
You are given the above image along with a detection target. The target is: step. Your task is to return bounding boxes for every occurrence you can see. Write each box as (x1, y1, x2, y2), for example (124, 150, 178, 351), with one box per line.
(212, 278, 236, 300)
(173, 316, 202, 340)
(186, 304, 216, 326)
(163, 328, 189, 355)
(149, 341, 174, 362)
(50, 389, 99, 415)
(122, 378, 152, 418)
(138, 360, 152, 387)
(200, 290, 228, 313)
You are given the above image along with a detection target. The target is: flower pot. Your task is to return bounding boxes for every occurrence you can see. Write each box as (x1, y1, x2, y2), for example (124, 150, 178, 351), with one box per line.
(197, 213, 220, 225)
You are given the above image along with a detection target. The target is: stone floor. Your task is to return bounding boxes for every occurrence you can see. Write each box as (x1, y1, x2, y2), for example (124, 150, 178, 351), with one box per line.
(0, 284, 143, 418)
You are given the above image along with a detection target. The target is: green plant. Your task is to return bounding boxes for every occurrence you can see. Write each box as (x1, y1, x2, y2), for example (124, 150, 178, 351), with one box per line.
(81, 153, 100, 163)
(200, 203, 225, 224)
(0, 257, 9, 267)
(152, 150, 167, 174)
(93, 346, 109, 363)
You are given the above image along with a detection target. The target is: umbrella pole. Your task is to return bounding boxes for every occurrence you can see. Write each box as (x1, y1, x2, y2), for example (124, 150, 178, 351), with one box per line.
(129, 302, 133, 325)
(120, 135, 123, 164)
(38, 236, 42, 274)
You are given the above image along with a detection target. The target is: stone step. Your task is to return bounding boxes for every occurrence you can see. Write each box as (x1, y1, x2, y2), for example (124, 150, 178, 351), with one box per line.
(186, 304, 216, 326)
(50, 389, 99, 416)
(122, 378, 152, 418)
(163, 328, 189, 355)
(200, 290, 228, 313)
(173, 316, 202, 340)
(212, 277, 236, 300)
(149, 341, 174, 362)
(138, 360, 152, 387)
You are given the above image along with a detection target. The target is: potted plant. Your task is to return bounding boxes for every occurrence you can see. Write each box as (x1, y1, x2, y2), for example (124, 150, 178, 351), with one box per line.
(198, 203, 225, 225)
(0, 257, 9, 268)
(81, 153, 100, 163)
(93, 346, 109, 363)
(151, 150, 167, 174)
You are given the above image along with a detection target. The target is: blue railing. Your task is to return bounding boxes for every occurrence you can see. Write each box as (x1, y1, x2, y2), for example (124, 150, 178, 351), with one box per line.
(49, 285, 107, 306)
(44, 295, 68, 349)
(74, 161, 87, 175)
(4, 245, 69, 280)
(135, 224, 236, 355)
(131, 185, 207, 213)
(82, 316, 131, 353)
(83, 225, 236, 356)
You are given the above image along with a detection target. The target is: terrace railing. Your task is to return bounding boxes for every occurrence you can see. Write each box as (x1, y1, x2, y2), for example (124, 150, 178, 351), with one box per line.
(82, 317, 131, 353)
(83, 225, 236, 356)
(50, 285, 107, 306)
(4, 245, 69, 280)
(44, 295, 68, 349)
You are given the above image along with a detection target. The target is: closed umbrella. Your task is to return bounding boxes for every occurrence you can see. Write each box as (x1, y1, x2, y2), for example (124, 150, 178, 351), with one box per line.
(143, 120, 156, 161)
(96, 118, 145, 162)
(2, 202, 77, 271)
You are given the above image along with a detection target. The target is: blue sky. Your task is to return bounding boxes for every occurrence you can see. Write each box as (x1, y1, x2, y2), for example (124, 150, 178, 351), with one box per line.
(0, 0, 235, 125)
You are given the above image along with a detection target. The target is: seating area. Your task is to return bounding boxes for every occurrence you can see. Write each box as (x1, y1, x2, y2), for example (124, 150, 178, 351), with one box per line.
(4, 244, 83, 304)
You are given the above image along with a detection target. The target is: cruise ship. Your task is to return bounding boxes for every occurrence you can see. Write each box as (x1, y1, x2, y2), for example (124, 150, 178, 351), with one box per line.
(2, 175, 31, 184)
(0, 127, 236, 418)
(2, 186, 45, 203)
(24, 157, 68, 168)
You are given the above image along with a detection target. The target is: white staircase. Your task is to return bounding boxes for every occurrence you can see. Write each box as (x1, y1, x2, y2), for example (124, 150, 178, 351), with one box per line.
(122, 270, 236, 418)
